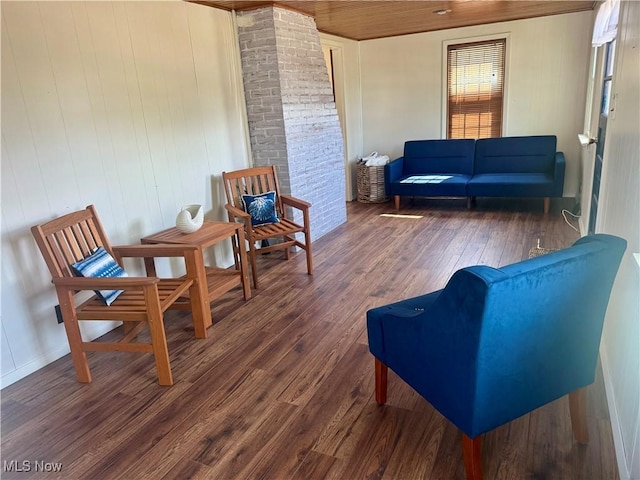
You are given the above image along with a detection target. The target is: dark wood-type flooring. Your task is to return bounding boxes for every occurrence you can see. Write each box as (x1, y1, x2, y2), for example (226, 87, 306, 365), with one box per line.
(1, 198, 618, 480)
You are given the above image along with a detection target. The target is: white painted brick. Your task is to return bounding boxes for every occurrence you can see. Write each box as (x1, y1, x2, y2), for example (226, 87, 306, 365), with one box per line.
(237, 6, 346, 240)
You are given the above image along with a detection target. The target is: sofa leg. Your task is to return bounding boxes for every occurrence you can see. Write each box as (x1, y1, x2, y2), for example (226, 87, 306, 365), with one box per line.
(394, 195, 400, 211)
(467, 197, 472, 210)
(544, 197, 550, 214)
(462, 434, 483, 480)
(375, 358, 388, 405)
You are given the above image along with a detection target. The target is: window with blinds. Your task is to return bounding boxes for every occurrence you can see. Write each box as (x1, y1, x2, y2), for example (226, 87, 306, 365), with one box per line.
(447, 39, 506, 139)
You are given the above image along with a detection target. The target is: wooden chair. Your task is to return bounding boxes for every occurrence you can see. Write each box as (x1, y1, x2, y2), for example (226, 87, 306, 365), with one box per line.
(222, 166, 312, 288)
(31, 205, 211, 386)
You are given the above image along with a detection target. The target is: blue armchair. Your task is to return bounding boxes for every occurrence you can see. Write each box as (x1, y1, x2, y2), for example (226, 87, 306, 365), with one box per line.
(367, 234, 626, 480)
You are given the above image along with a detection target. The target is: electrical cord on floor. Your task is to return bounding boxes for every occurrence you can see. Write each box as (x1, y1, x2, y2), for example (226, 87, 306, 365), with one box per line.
(562, 209, 580, 233)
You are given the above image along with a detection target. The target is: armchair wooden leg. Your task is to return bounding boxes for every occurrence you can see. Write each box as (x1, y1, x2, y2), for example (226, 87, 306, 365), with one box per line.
(305, 240, 313, 275)
(544, 197, 551, 214)
(375, 359, 388, 405)
(569, 388, 589, 444)
(57, 289, 92, 383)
(394, 195, 400, 210)
(304, 210, 313, 275)
(143, 285, 173, 386)
(284, 238, 291, 260)
(462, 434, 482, 480)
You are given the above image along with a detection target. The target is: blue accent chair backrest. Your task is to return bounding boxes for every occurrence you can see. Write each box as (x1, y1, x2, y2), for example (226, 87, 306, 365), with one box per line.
(474, 135, 557, 174)
(367, 234, 626, 479)
(403, 139, 476, 175)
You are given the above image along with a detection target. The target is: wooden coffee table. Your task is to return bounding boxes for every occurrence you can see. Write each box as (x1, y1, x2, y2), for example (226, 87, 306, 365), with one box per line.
(141, 221, 251, 330)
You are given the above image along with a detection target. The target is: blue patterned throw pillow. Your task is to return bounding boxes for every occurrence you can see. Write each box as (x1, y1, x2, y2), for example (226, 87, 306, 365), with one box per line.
(71, 247, 128, 306)
(242, 191, 280, 227)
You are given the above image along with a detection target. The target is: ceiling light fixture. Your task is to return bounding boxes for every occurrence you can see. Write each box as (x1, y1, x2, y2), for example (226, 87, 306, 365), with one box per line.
(434, 9, 452, 15)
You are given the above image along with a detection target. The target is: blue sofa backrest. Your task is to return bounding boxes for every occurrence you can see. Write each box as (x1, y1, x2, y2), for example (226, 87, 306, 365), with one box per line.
(444, 234, 626, 436)
(474, 135, 557, 174)
(403, 139, 475, 175)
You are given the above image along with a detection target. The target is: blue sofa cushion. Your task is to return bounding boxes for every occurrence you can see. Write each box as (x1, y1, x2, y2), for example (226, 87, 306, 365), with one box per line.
(474, 136, 557, 174)
(467, 173, 555, 197)
(388, 173, 471, 197)
(403, 139, 475, 175)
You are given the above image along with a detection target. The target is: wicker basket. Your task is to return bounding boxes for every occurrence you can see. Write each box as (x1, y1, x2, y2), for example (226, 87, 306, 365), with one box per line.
(357, 163, 388, 203)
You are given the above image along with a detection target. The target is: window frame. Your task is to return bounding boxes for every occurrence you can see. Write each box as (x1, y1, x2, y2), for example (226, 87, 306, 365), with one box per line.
(441, 34, 511, 139)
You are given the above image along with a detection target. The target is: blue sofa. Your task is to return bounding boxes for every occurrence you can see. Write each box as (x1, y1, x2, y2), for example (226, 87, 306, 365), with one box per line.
(385, 136, 565, 213)
(367, 234, 626, 480)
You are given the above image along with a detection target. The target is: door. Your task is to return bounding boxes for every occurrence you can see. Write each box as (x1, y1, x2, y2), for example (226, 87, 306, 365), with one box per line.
(589, 40, 616, 234)
(322, 44, 351, 200)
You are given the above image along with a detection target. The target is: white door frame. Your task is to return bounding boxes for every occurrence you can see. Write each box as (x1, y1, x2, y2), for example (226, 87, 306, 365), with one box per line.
(579, 44, 607, 234)
(321, 41, 352, 200)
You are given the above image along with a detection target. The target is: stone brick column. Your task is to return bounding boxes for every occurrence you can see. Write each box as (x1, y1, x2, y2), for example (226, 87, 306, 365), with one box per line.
(236, 6, 346, 241)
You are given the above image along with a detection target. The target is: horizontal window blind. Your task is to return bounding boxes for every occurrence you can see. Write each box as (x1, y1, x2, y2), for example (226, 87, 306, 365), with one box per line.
(447, 39, 506, 139)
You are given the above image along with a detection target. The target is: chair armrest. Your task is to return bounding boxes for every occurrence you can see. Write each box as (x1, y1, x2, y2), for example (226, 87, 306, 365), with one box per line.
(385, 157, 404, 190)
(224, 203, 250, 220)
(553, 152, 565, 196)
(280, 194, 311, 211)
(53, 276, 158, 290)
(367, 266, 503, 422)
(113, 244, 199, 258)
(368, 267, 497, 366)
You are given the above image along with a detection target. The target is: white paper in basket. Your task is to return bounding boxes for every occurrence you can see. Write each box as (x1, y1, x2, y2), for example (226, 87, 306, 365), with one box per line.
(362, 151, 390, 167)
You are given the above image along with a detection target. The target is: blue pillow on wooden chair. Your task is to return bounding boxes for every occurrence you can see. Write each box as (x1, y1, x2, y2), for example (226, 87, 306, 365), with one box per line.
(71, 246, 128, 306)
(242, 191, 280, 226)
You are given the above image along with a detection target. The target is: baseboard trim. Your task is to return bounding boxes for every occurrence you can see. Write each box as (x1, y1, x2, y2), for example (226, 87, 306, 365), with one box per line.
(1, 322, 118, 389)
(579, 217, 587, 237)
(600, 343, 632, 480)
(1, 344, 71, 389)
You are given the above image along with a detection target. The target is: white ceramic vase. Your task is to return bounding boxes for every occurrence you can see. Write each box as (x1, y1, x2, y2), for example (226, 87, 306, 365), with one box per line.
(175, 204, 204, 234)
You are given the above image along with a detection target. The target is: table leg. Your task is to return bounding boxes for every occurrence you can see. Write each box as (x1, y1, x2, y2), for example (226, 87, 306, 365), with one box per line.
(143, 256, 157, 277)
(236, 228, 252, 300)
(230, 227, 240, 271)
(186, 246, 213, 334)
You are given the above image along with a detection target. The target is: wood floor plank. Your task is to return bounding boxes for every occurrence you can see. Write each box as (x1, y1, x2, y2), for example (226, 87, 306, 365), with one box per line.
(204, 401, 299, 478)
(311, 390, 376, 459)
(58, 381, 196, 477)
(273, 310, 368, 406)
(238, 343, 373, 479)
(1, 199, 617, 480)
(335, 405, 409, 480)
(380, 410, 447, 480)
(160, 459, 216, 480)
(291, 450, 338, 480)
(117, 367, 286, 479)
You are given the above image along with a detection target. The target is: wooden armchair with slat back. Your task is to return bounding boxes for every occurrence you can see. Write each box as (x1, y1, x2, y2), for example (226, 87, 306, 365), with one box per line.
(31, 205, 211, 386)
(222, 166, 312, 288)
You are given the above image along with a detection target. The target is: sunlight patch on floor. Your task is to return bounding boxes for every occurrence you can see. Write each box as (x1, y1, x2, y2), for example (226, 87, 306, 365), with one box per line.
(380, 213, 424, 219)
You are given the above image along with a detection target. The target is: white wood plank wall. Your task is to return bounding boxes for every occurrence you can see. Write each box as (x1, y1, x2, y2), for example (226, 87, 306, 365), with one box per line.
(0, 1, 250, 387)
(597, 2, 640, 478)
(357, 11, 593, 198)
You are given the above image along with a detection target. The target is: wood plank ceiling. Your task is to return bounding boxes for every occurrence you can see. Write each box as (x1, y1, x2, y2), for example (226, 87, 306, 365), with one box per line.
(191, 1, 596, 41)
